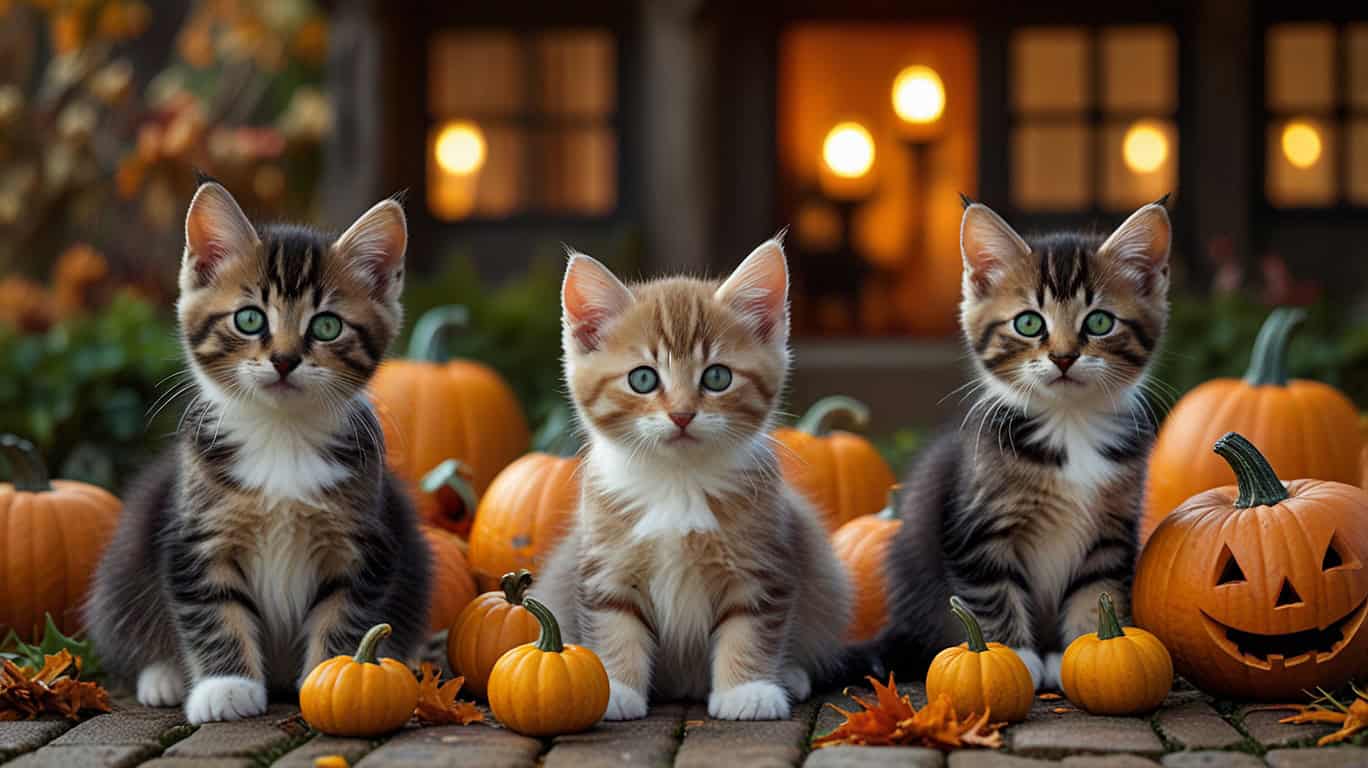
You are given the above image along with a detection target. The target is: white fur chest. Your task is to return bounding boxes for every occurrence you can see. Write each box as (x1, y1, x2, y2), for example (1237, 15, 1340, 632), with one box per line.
(217, 404, 349, 501)
(643, 532, 723, 698)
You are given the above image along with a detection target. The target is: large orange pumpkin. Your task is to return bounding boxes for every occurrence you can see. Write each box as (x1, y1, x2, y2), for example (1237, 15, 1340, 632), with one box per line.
(422, 525, 478, 633)
(773, 396, 896, 532)
(1134, 432, 1368, 701)
(1142, 308, 1361, 542)
(831, 486, 902, 642)
(447, 569, 541, 699)
(468, 452, 578, 582)
(370, 306, 530, 536)
(0, 435, 120, 639)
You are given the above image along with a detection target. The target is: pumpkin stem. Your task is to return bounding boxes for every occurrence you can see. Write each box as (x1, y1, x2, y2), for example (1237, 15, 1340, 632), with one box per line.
(420, 459, 479, 524)
(949, 596, 989, 653)
(523, 597, 564, 654)
(1214, 432, 1290, 508)
(1095, 592, 1125, 641)
(500, 570, 534, 605)
(1243, 307, 1306, 387)
(0, 434, 51, 492)
(794, 396, 871, 436)
(876, 485, 905, 521)
(353, 623, 392, 665)
(406, 305, 470, 362)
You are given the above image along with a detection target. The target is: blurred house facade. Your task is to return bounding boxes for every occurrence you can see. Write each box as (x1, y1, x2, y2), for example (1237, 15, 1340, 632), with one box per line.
(324, 0, 1368, 426)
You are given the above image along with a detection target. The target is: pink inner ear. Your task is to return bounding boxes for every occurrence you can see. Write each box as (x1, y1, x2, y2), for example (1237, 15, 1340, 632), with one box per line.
(966, 251, 1001, 295)
(563, 256, 631, 351)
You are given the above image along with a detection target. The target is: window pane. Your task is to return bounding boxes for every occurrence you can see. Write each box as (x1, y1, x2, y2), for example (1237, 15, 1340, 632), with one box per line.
(428, 121, 525, 220)
(1012, 121, 1091, 210)
(1350, 24, 1368, 109)
(1012, 28, 1090, 112)
(536, 126, 616, 215)
(1267, 24, 1336, 112)
(1350, 119, 1368, 205)
(536, 30, 616, 117)
(428, 31, 525, 116)
(1266, 118, 1337, 207)
(1101, 26, 1177, 113)
(1101, 119, 1177, 210)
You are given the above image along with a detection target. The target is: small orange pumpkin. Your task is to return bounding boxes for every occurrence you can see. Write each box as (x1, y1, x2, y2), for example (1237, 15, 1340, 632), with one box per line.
(0, 435, 121, 639)
(773, 396, 896, 533)
(1142, 308, 1362, 542)
(447, 569, 541, 700)
(468, 452, 579, 581)
(422, 525, 478, 633)
(924, 597, 1033, 723)
(299, 623, 419, 737)
(1134, 432, 1368, 700)
(487, 597, 610, 736)
(1060, 592, 1173, 715)
(831, 486, 903, 642)
(371, 306, 530, 535)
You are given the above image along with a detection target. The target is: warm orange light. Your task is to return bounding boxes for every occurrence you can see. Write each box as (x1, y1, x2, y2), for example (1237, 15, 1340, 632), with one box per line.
(434, 121, 486, 176)
(1281, 121, 1322, 170)
(822, 122, 875, 180)
(1122, 122, 1168, 174)
(891, 66, 945, 125)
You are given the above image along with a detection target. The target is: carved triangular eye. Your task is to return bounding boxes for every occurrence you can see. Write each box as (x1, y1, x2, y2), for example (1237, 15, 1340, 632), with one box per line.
(1276, 578, 1303, 607)
(1324, 540, 1344, 570)
(1217, 545, 1246, 585)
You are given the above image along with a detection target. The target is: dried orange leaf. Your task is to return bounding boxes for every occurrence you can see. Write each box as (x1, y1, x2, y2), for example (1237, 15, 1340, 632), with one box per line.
(415, 663, 483, 726)
(1052, 707, 1074, 714)
(1037, 693, 1062, 701)
(0, 654, 109, 722)
(1315, 699, 1368, 747)
(813, 673, 1005, 751)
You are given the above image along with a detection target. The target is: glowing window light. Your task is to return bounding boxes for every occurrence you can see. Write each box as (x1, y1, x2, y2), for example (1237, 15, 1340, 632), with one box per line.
(891, 65, 946, 125)
(1122, 121, 1169, 174)
(822, 122, 875, 180)
(434, 121, 487, 176)
(1281, 121, 1322, 170)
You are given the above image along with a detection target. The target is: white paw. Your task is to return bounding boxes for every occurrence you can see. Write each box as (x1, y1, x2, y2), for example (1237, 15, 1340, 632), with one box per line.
(781, 666, 812, 702)
(1013, 647, 1045, 691)
(603, 679, 649, 721)
(136, 661, 186, 708)
(1042, 652, 1064, 691)
(708, 681, 791, 720)
(184, 676, 268, 724)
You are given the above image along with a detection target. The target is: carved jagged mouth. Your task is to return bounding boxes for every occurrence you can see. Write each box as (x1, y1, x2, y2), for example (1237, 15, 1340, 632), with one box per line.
(1201, 598, 1368, 669)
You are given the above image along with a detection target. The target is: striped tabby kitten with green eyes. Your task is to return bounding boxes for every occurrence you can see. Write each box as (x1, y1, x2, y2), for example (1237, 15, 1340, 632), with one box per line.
(86, 182, 430, 724)
(847, 198, 1171, 691)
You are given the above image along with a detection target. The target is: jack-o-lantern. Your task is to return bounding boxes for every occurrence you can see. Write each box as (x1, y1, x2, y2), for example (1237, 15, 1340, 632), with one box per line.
(1134, 432, 1368, 701)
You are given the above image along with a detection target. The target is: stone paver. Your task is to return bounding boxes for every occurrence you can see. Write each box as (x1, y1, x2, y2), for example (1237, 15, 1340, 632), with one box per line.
(4, 744, 160, 768)
(353, 724, 541, 768)
(543, 703, 686, 768)
(162, 705, 299, 759)
(1239, 708, 1338, 749)
(1060, 757, 1161, 768)
(138, 759, 254, 767)
(806, 745, 945, 767)
(0, 721, 72, 761)
(49, 707, 187, 747)
(675, 705, 811, 768)
(1160, 752, 1266, 768)
(948, 753, 1053, 768)
(1265, 747, 1368, 768)
(1154, 701, 1246, 750)
(1009, 716, 1165, 758)
(272, 735, 377, 768)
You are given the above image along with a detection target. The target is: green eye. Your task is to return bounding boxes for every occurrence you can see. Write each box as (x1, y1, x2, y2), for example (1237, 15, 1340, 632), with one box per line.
(628, 366, 659, 394)
(1084, 310, 1115, 336)
(1013, 311, 1045, 338)
(234, 307, 266, 335)
(310, 312, 343, 341)
(701, 364, 732, 392)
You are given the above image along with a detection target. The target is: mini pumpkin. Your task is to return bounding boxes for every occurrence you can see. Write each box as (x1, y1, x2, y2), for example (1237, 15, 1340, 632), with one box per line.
(1060, 592, 1172, 715)
(924, 596, 1033, 723)
(447, 569, 541, 699)
(468, 452, 579, 580)
(487, 597, 610, 736)
(773, 396, 896, 532)
(299, 623, 419, 737)
(422, 525, 478, 632)
(1142, 309, 1362, 542)
(0, 435, 121, 639)
(831, 486, 903, 642)
(370, 306, 529, 535)
(1134, 432, 1368, 700)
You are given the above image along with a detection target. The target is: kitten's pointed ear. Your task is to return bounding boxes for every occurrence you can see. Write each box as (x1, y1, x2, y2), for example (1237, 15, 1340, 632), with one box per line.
(562, 251, 633, 353)
(334, 198, 407, 301)
(183, 182, 258, 285)
(1099, 200, 1171, 295)
(961, 203, 1029, 297)
(716, 237, 789, 344)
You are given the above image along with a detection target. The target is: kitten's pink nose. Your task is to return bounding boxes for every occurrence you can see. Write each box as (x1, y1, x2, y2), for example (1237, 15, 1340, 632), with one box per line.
(669, 412, 696, 429)
(271, 353, 301, 377)
(1049, 354, 1078, 373)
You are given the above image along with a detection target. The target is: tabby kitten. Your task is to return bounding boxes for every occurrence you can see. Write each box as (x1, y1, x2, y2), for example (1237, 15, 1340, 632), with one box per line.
(533, 241, 852, 721)
(853, 198, 1171, 690)
(86, 182, 430, 724)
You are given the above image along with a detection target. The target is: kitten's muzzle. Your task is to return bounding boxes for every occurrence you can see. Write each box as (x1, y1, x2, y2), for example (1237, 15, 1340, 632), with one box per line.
(270, 353, 301, 378)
